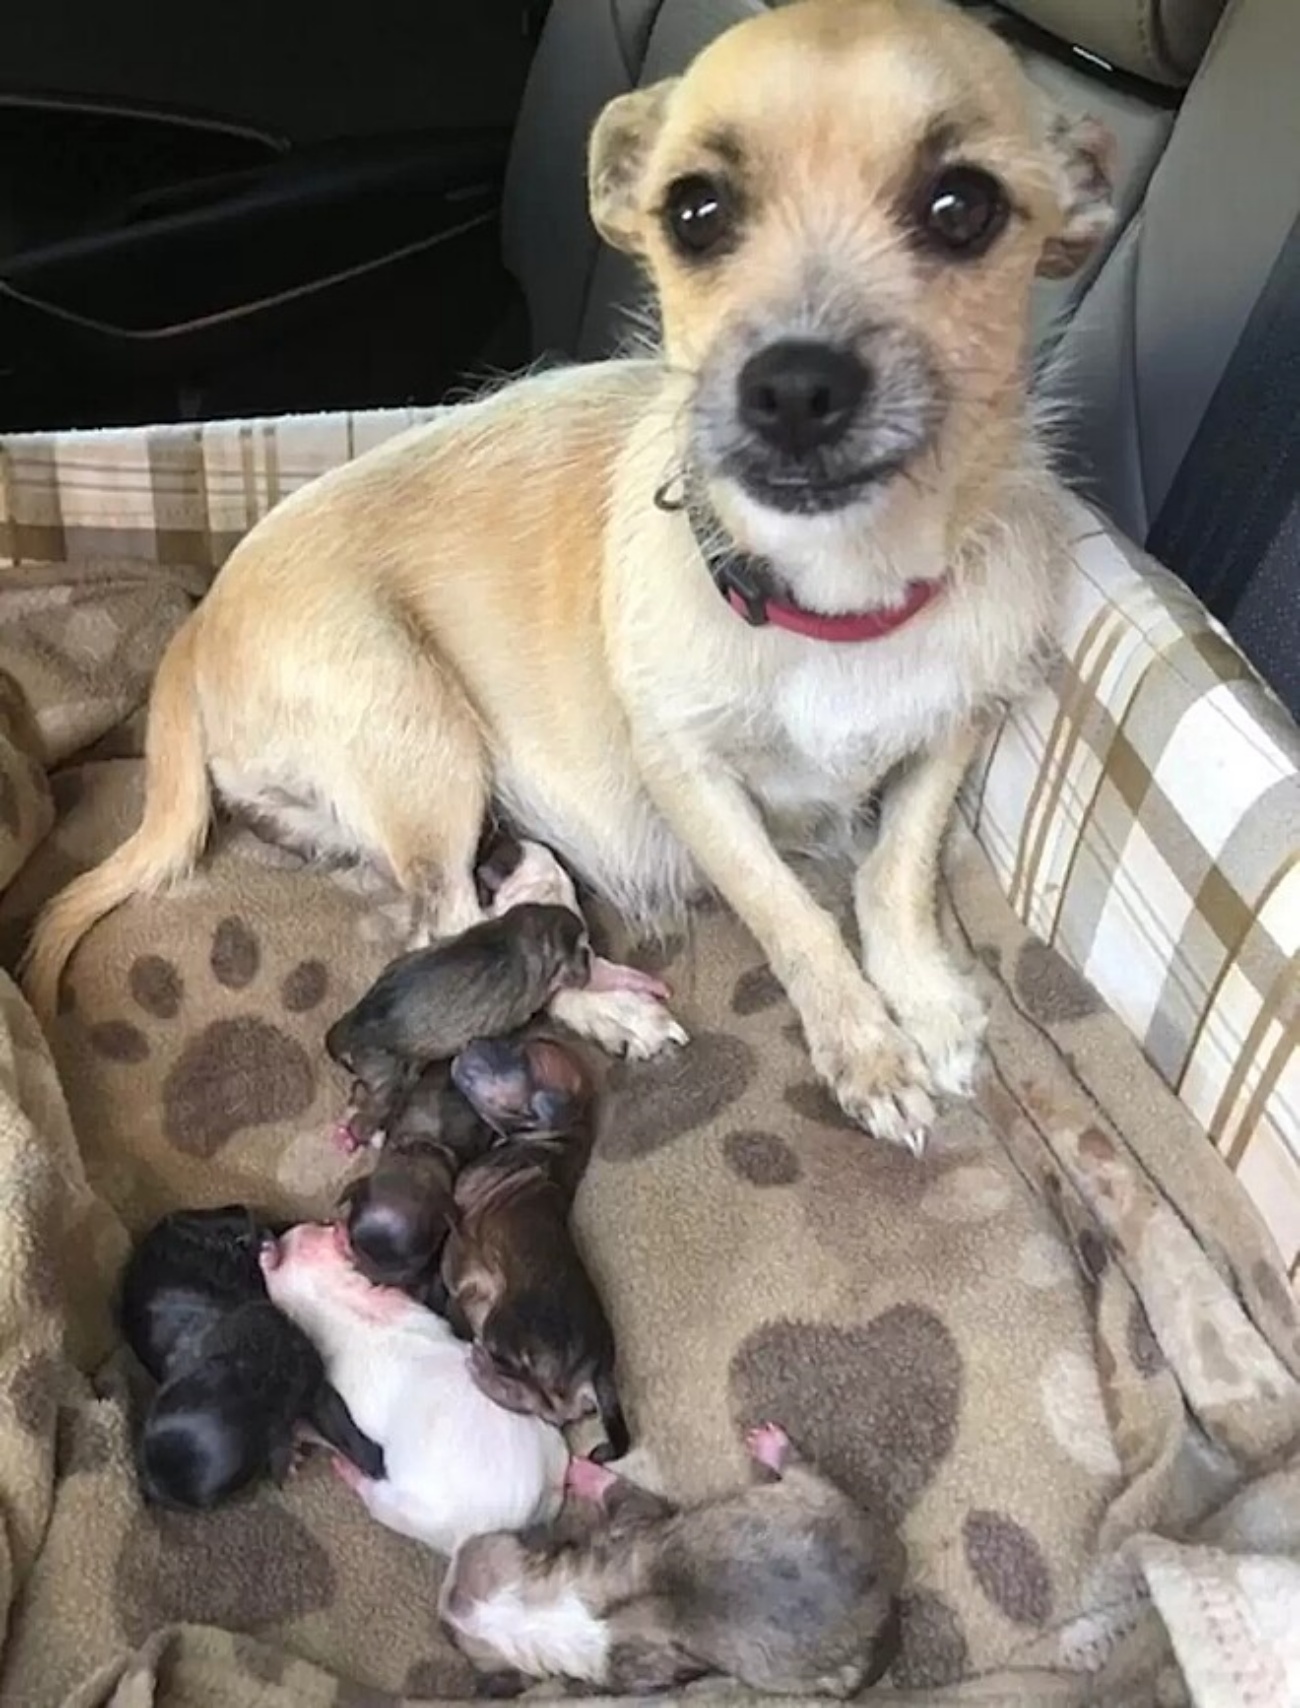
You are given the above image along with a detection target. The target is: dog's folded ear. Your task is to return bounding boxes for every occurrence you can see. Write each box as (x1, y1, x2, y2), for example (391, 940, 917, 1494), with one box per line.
(1036, 109, 1118, 279)
(588, 79, 678, 254)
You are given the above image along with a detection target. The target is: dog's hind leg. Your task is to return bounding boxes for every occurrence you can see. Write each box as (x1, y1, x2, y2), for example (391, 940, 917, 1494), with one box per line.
(381, 775, 488, 948)
(352, 663, 490, 945)
(223, 642, 490, 946)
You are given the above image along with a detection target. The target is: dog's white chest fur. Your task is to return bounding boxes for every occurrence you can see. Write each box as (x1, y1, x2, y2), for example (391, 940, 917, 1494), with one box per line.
(608, 434, 1052, 828)
(621, 571, 1017, 833)
(725, 640, 954, 818)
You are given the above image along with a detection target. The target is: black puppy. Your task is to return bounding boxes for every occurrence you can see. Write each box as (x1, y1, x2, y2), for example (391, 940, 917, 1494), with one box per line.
(337, 1063, 494, 1300)
(120, 1204, 275, 1380)
(325, 904, 591, 1123)
(138, 1300, 373, 1510)
(443, 1036, 629, 1463)
(123, 1206, 383, 1510)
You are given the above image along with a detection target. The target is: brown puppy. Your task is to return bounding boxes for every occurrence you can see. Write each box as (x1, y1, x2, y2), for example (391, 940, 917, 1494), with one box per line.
(441, 1035, 628, 1462)
(336, 1064, 494, 1300)
(324, 903, 591, 1119)
(26, 0, 1115, 1154)
(440, 1422, 905, 1696)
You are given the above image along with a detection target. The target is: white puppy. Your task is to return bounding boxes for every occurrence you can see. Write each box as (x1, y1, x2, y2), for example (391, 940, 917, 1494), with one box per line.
(260, 1222, 568, 1553)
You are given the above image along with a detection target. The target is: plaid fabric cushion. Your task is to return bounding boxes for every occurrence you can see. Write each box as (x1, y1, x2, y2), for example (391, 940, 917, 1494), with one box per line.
(3, 414, 1297, 1275)
(964, 498, 1300, 1281)
(0, 410, 439, 575)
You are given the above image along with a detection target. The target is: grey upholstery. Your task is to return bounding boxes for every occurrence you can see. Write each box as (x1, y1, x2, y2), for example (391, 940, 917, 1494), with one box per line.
(1008, 41, 1176, 356)
(501, 0, 675, 362)
(503, 0, 765, 362)
(1002, 0, 1226, 85)
(1050, 0, 1300, 539)
(502, 0, 1219, 366)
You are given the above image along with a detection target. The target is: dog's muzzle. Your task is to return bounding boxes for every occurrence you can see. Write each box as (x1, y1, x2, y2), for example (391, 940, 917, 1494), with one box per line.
(737, 339, 869, 458)
(692, 318, 946, 516)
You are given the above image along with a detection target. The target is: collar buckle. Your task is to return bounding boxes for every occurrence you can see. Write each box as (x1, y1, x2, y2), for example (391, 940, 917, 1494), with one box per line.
(718, 556, 771, 626)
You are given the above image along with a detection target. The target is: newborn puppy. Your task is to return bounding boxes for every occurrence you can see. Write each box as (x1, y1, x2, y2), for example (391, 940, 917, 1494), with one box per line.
(441, 1423, 905, 1696)
(325, 902, 591, 1119)
(120, 1204, 275, 1380)
(480, 834, 688, 1062)
(337, 1062, 494, 1298)
(444, 1035, 629, 1462)
(123, 1206, 383, 1511)
(261, 1221, 569, 1554)
(138, 1300, 383, 1511)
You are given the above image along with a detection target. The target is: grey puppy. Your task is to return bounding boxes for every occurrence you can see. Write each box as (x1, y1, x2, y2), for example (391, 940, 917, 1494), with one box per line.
(439, 1421, 905, 1697)
(325, 903, 592, 1124)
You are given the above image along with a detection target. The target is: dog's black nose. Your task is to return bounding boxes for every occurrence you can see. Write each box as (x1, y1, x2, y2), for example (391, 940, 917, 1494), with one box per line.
(738, 340, 869, 455)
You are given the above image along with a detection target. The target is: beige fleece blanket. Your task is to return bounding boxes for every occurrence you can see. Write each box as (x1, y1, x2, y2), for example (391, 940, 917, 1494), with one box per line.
(0, 544, 1298, 1708)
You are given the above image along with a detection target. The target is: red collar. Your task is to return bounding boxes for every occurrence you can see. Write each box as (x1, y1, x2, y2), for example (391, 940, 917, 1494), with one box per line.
(653, 478, 946, 645)
(723, 574, 944, 642)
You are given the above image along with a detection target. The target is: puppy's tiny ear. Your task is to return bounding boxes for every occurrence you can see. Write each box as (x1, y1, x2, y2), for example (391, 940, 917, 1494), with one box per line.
(588, 79, 677, 254)
(1038, 111, 1117, 279)
(475, 831, 523, 900)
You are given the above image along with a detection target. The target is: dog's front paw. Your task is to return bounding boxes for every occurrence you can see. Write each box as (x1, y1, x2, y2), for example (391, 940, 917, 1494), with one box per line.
(832, 1043, 936, 1155)
(549, 986, 689, 1060)
(806, 987, 935, 1153)
(900, 977, 988, 1098)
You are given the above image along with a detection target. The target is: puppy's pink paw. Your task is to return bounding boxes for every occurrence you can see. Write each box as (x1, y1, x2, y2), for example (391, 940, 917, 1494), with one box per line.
(257, 1237, 281, 1274)
(565, 1456, 617, 1502)
(330, 1453, 369, 1494)
(587, 956, 670, 1004)
(286, 1433, 316, 1478)
(745, 1422, 790, 1474)
(331, 1116, 364, 1154)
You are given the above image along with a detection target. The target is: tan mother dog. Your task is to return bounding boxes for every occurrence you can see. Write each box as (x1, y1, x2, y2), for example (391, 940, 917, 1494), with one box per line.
(25, 0, 1114, 1151)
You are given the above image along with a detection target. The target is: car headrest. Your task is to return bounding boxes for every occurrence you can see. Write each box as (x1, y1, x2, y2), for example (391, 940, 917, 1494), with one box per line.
(999, 0, 1228, 85)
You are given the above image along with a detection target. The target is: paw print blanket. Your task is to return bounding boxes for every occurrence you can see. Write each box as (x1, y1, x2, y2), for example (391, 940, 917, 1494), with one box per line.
(0, 415, 1298, 1708)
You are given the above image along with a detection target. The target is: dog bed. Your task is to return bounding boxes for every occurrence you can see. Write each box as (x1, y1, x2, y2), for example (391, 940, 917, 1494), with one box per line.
(0, 409, 1298, 1708)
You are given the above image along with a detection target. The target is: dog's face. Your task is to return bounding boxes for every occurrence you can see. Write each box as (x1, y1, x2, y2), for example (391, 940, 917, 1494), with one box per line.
(589, 0, 1114, 532)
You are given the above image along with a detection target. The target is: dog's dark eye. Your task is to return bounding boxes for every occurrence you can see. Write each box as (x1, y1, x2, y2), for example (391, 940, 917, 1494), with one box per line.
(918, 166, 1008, 258)
(662, 174, 735, 259)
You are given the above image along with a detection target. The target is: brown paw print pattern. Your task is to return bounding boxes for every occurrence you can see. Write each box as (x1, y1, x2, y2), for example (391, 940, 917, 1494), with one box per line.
(10, 789, 1279, 1707)
(601, 1030, 758, 1162)
(891, 1589, 970, 1688)
(115, 1497, 336, 1647)
(579, 884, 1121, 1692)
(84, 916, 328, 1158)
(730, 1309, 964, 1527)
